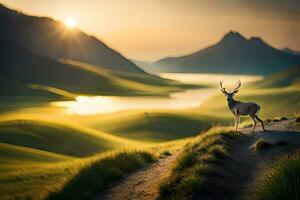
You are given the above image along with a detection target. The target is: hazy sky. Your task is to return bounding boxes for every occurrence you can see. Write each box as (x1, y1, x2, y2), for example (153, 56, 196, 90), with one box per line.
(1, 0, 300, 61)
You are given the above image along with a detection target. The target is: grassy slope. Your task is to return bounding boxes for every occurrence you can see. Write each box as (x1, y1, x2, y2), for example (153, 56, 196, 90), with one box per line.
(0, 117, 188, 200)
(0, 78, 77, 114)
(59, 60, 197, 96)
(0, 150, 156, 200)
(200, 65, 300, 120)
(258, 152, 300, 200)
(0, 136, 186, 200)
(0, 119, 141, 157)
(0, 142, 73, 165)
(1, 64, 299, 199)
(201, 85, 300, 120)
(46, 150, 156, 200)
(1, 40, 196, 97)
(159, 127, 242, 199)
(251, 65, 300, 88)
(73, 110, 228, 142)
(73, 66, 300, 142)
(1, 37, 197, 98)
(0, 78, 74, 100)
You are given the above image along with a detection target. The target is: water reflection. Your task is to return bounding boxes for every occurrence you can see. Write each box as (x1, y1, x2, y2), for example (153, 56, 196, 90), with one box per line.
(51, 88, 216, 115)
(51, 73, 262, 116)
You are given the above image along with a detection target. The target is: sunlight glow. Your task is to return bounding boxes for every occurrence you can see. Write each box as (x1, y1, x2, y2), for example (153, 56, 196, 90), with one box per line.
(50, 73, 263, 116)
(50, 89, 216, 116)
(64, 17, 77, 28)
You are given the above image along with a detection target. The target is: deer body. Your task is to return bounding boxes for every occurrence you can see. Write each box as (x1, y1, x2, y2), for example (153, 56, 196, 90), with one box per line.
(220, 81, 265, 132)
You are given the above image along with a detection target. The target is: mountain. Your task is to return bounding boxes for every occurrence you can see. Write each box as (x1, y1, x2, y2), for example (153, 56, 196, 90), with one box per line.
(0, 4, 143, 73)
(282, 48, 300, 56)
(151, 31, 300, 75)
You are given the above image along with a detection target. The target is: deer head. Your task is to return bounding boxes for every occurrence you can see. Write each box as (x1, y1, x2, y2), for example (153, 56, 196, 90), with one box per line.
(219, 80, 241, 102)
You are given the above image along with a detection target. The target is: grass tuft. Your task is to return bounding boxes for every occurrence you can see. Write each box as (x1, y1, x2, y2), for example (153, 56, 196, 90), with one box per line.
(258, 152, 300, 200)
(251, 138, 272, 152)
(161, 150, 172, 156)
(158, 127, 241, 199)
(207, 144, 229, 159)
(47, 150, 156, 200)
(251, 138, 289, 152)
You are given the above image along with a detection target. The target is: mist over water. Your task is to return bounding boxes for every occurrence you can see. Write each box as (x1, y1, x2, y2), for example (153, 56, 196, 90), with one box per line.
(51, 73, 263, 116)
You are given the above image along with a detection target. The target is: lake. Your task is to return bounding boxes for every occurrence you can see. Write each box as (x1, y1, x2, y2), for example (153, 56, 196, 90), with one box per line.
(51, 73, 263, 116)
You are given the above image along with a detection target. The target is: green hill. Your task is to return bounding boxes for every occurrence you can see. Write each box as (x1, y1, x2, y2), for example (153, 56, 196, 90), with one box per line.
(0, 38, 191, 97)
(0, 78, 75, 101)
(202, 87, 300, 119)
(251, 65, 300, 88)
(75, 110, 228, 142)
(0, 142, 73, 164)
(0, 119, 141, 157)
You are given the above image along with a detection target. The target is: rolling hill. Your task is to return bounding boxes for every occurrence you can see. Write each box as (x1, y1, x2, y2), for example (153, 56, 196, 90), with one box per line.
(0, 4, 142, 73)
(251, 65, 300, 88)
(0, 119, 140, 157)
(200, 65, 300, 119)
(0, 38, 190, 96)
(150, 31, 300, 75)
(0, 78, 71, 100)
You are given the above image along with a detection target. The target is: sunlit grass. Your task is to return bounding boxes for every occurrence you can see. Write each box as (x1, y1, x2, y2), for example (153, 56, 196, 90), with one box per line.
(201, 85, 300, 119)
(0, 69, 299, 199)
(0, 119, 144, 157)
(0, 144, 188, 200)
(0, 117, 190, 199)
(47, 150, 156, 200)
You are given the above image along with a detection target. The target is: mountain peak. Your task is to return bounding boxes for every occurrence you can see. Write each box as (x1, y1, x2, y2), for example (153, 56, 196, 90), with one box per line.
(221, 31, 247, 42)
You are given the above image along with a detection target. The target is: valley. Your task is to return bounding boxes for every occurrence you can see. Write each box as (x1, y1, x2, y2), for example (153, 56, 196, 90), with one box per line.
(0, 3, 299, 200)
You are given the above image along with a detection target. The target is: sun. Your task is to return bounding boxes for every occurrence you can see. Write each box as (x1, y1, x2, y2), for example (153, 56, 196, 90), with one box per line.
(64, 17, 77, 28)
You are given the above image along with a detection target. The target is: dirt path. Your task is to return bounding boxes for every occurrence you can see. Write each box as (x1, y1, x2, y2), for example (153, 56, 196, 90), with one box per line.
(237, 118, 300, 200)
(96, 152, 178, 200)
(97, 118, 300, 200)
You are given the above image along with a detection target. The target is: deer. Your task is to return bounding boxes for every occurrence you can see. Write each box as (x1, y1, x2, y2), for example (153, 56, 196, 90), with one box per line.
(219, 80, 265, 133)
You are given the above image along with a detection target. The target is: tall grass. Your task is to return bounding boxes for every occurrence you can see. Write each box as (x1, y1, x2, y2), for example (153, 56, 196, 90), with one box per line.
(47, 150, 156, 200)
(258, 152, 300, 200)
(158, 127, 242, 199)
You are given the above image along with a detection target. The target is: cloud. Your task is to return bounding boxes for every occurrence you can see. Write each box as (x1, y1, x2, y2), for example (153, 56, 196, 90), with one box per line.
(159, 0, 300, 21)
(240, 0, 300, 21)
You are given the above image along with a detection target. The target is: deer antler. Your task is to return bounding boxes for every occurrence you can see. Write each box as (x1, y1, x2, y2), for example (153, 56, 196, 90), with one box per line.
(219, 81, 229, 94)
(232, 80, 241, 94)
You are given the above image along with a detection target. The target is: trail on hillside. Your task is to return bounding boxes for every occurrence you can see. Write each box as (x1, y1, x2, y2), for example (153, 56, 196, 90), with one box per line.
(96, 152, 178, 200)
(96, 118, 300, 200)
(238, 118, 300, 200)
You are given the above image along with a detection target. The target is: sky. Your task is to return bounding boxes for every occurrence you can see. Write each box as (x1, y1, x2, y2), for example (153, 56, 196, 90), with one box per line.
(1, 0, 300, 61)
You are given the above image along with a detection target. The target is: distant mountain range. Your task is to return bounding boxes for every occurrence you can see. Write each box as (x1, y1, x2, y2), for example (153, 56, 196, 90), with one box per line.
(0, 4, 143, 73)
(148, 31, 300, 75)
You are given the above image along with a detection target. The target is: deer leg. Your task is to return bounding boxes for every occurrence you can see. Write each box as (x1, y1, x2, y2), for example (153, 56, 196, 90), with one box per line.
(235, 115, 240, 131)
(250, 116, 257, 133)
(255, 115, 266, 131)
